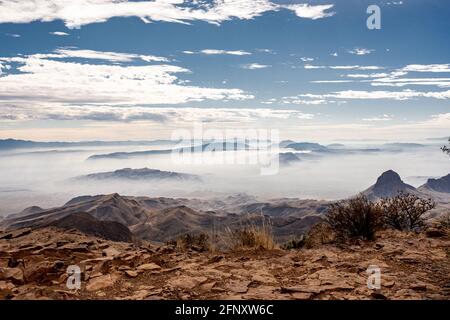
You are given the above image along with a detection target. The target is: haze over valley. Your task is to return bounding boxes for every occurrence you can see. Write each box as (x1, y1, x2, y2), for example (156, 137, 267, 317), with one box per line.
(0, 137, 448, 216)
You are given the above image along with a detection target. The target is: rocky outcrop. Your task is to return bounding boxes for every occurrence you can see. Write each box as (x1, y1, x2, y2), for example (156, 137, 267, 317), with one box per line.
(362, 170, 420, 200)
(46, 212, 133, 242)
(420, 174, 450, 193)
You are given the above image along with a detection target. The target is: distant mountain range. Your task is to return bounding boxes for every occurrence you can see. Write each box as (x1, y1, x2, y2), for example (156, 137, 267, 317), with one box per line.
(419, 174, 450, 194)
(1, 169, 449, 243)
(0, 138, 180, 150)
(73, 168, 201, 182)
(0, 193, 326, 243)
(279, 140, 427, 156)
(87, 142, 251, 160)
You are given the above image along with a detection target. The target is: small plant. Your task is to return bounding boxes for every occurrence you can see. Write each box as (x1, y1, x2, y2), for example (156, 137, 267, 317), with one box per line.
(325, 195, 383, 241)
(379, 192, 435, 231)
(224, 216, 276, 250)
(281, 235, 305, 250)
(167, 233, 210, 252)
(304, 221, 335, 248)
(438, 212, 450, 229)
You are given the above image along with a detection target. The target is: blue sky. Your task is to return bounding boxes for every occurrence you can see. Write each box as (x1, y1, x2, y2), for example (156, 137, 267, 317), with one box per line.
(0, 0, 449, 141)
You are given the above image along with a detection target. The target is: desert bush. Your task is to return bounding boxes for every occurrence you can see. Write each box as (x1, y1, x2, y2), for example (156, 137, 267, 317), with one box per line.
(379, 192, 435, 231)
(223, 217, 276, 250)
(304, 221, 335, 248)
(325, 195, 383, 241)
(437, 212, 450, 229)
(167, 233, 210, 252)
(281, 235, 305, 250)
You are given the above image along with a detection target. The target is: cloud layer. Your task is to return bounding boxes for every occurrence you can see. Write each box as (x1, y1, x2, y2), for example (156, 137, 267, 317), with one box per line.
(0, 0, 335, 28)
(0, 49, 253, 117)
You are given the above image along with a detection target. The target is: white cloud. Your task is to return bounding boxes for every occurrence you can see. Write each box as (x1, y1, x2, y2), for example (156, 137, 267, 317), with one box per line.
(49, 31, 69, 36)
(305, 65, 383, 70)
(346, 73, 389, 78)
(256, 48, 274, 54)
(401, 64, 450, 73)
(348, 48, 374, 55)
(304, 64, 326, 69)
(5, 33, 20, 37)
(241, 63, 270, 70)
(284, 99, 328, 105)
(296, 89, 450, 100)
(0, 50, 253, 112)
(331, 52, 338, 57)
(387, 1, 404, 5)
(200, 49, 251, 56)
(330, 65, 382, 70)
(283, 4, 335, 20)
(311, 80, 354, 84)
(0, 105, 314, 123)
(300, 57, 314, 62)
(0, 1, 335, 28)
(29, 48, 168, 62)
(370, 77, 450, 88)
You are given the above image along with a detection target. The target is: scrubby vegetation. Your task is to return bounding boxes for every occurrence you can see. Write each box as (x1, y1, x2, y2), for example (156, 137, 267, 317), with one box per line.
(225, 222, 276, 250)
(325, 195, 383, 241)
(170, 193, 438, 252)
(303, 222, 335, 248)
(379, 192, 435, 231)
(167, 233, 210, 252)
(323, 193, 436, 242)
(282, 235, 305, 250)
(438, 212, 450, 229)
(169, 217, 277, 252)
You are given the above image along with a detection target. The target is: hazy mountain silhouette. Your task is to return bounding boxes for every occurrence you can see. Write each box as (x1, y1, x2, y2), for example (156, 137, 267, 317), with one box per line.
(74, 168, 201, 182)
(419, 174, 450, 193)
(362, 170, 419, 200)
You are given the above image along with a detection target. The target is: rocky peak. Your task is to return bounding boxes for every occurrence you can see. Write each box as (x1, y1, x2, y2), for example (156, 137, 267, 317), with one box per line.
(364, 170, 417, 199)
(423, 174, 450, 193)
(374, 170, 403, 187)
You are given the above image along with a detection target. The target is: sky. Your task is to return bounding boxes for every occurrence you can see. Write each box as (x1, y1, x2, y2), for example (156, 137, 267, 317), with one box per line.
(0, 0, 449, 142)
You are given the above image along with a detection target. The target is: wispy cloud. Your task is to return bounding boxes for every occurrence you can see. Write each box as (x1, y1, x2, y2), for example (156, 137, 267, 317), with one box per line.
(0, 1, 335, 28)
(304, 65, 383, 70)
(370, 77, 450, 88)
(401, 64, 450, 73)
(29, 48, 168, 63)
(0, 105, 314, 123)
(5, 33, 20, 37)
(200, 49, 252, 56)
(49, 31, 69, 36)
(295, 90, 450, 100)
(241, 63, 270, 70)
(348, 48, 374, 55)
(362, 114, 394, 122)
(0, 49, 253, 114)
(311, 80, 354, 84)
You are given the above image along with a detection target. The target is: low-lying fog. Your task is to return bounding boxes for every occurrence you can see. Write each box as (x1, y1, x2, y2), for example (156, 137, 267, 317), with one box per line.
(0, 141, 448, 216)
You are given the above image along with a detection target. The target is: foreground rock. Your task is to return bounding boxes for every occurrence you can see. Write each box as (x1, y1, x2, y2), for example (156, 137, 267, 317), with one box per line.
(0, 227, 449, 300)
